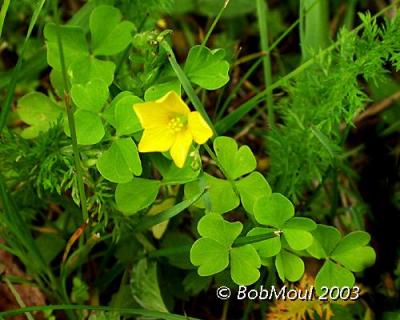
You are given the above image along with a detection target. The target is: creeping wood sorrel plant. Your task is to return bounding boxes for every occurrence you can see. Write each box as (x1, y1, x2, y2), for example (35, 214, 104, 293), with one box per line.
(1, 0, 400, 318)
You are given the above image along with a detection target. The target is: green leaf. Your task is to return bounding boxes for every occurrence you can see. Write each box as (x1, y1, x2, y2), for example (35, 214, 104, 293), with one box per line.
(331, 231, 376, 272)
(247, 227, 281, 258)
(283, 217, 317, 231)
(131, 259, 168, 312)
(184, 174, 239, 214)
(283, 228, 314, 251)
(65, 109, 105, 145)
(44, 23, 88, 71)
(184, 45, 230, 90)
(197, 213, 242, 247)
(190, 238, 229, 276)
(90, 5, 134, 56)
(144, 80, 181, 101)
(103, 91, 133, 127)
(71, 78, 109, 112)
(115, 178, 161, 215)
(70, 55, 115, 85)
(235, 172, 272, 215)
(35, 234, 65, 264)
(315, 260, 355, 296)
(17, 92, 63, 139)
(230, 245, 261, 285)
(275, 250, 304, 282)
(190, 213, 243, 277)
(114, 95, 142, 136)
(97, 138, 142, 183)
(254, 193, 294, 228)
(213, 136, 257, 180)
(307, 225, 341, 259)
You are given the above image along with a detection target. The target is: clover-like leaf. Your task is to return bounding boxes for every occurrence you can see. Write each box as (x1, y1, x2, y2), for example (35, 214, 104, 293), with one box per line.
(213, 136, 257, 180)
(247, 227, 281, 258)
(275, 250, 305, 282)
(70, 55, 115, 86)
(17, 92, 63, 139)
(307, 224, 341, 259)
(90, 5, 134, 56)
(254, 193, 294, 228)
(235, 172, 271, 215)
(197, 213, 242, 246)
(184, 174, 239, 213)
(44, 23, 88, 72)
(191, 238, 230, 276)
(71, 78, 109, 112)
(114, 95, 142, 136)
(315, 260, 355, 296)
(97, 138, 142, 183)
(230, 245, 261, 285)
(282, 228, 314, 251)
(64, 109, 105, 145)
(184, 45, 230, 90)
(115, 178, 161, 215)
(331, 231, 376, 272)
(190, 214, 242, 276)
(144, 80, 181, 101)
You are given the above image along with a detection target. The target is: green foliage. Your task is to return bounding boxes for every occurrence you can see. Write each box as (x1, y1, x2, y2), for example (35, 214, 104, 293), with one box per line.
(184, 45, 230, 90)
(268, 13, 400, 199)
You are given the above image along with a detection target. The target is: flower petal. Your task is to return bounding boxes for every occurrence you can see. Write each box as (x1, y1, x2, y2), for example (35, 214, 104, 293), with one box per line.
(170, 129, 193, 168)
(188, 111, 213, 144)
(133, 102, 170, 129)
(138, 127, 175, 152)
(157, 91, 190, 115)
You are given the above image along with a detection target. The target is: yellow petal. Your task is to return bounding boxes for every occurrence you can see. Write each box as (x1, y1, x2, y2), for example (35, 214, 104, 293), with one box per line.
(170, 129, 192, 168)
(138, 127, 175, 152)
(133, 101, 170, 129)
(188, 111, 213, 144)
(157, 90, 190, 116)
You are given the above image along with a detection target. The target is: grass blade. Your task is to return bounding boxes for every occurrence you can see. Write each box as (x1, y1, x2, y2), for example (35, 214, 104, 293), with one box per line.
(0, 0, 11, 38)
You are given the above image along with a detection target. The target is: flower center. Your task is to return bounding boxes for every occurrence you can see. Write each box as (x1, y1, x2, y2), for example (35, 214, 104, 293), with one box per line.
(168, 116, 187, 132)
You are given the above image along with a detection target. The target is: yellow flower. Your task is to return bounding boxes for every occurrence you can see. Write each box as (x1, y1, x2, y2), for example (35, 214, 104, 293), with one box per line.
(133, 91, 213, 168)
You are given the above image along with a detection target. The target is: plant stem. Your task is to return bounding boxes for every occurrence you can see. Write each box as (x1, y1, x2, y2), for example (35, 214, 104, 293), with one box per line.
(256, 0, 275, 129)
(4, 278, 34, 320)
(201, 0, 230, 47)
(53, 4, 88, 222)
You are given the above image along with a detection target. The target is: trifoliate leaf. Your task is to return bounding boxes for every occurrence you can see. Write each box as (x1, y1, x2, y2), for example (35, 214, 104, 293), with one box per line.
(197, 213, 242, 247)
(230, 245, 261, 285)
(235, 172, 272, 214)
(184, 45, 230, 90)
(190, 238, 230, 276)
(283, 217, 317, 231)
(254, 193, 294, 228)
(247, 227, 281, 258)
(90, 5, 134, 56)
(96, 138, 142, 183)
(115, 178, 161, 215)
(17, 92, 63, 139)
(103, 91, 133, 127)
(315, 260, 355, 296)
(307, 225, 341, 259)
(275, 250, 305, 282)
(213, 136, 257, 180)
(114, 95, 142, 136)
(71, 78, 109, 112)
(64, 109, 105, 145)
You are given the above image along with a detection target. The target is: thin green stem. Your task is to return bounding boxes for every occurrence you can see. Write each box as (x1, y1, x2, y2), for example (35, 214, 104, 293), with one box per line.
(0, 0, 11, 38)
(4, 278, 34, 320)
(201, 0, 230, 47)
(256, 0, 275, 128)
(53, 4, 88, 222)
